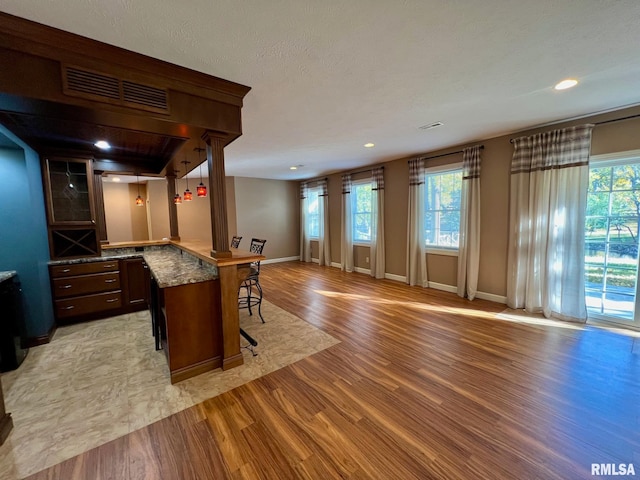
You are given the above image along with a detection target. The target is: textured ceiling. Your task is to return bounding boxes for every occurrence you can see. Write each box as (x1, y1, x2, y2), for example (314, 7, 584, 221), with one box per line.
(2, 0, 640, 180)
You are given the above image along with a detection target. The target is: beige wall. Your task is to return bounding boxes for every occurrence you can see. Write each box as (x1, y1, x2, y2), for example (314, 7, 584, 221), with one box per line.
(174, 178, 213, 243)
(315, 104, 640, 297)
(234, 177, 299, 260)
(146, 179, 170, 240)
(103, 182, 149, 243)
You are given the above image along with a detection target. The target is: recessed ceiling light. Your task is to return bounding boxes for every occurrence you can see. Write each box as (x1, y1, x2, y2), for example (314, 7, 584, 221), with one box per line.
(364, 143, 375, 148)
(290, 166, 298, 170)
(112, 177, 121, 182)
(419, 122, 444, 130)
(94, 140, 111, 150)
(554, 79, 578, 90)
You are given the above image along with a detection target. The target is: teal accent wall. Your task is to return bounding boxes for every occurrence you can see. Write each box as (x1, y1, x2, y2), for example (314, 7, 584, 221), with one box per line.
(0, 127, 54, 339)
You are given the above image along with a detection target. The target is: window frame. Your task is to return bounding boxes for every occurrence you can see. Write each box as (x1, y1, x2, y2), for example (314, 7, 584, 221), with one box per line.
(351, 179, 373, 246)
(424, 162, 463, 256)
(307, 186, 321, 240)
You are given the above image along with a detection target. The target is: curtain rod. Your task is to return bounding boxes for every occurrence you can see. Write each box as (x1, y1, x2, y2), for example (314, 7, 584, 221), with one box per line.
(348, 165, 384, 177)
(509, 113, 640, 143)
(417, 145, 484, 162)
(301, 176, 328, 184)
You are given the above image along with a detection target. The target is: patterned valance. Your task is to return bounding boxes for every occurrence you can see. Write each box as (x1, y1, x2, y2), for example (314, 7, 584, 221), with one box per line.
(300, 182, 308, 200)
(462, 145, 482, 180)
(318, 179, 328, 197)
(511, 124, 594, 174)
(408, 158, 424, 185)
(372, 167, 384, 191)
(342, 174, 352, 194)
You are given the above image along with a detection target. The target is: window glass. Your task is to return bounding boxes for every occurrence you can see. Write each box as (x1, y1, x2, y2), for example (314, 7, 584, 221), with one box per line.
(307, 188, 320, 238)
(352, 182, 372, 243)
(424, 169, 463, 248)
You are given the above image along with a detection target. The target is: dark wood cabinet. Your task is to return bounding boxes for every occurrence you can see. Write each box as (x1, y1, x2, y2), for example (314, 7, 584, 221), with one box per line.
(42, 156, 100, 260)
(49, 257, 150, 323)
(50, 260, 122, 322)
(121, 258, 150, 307)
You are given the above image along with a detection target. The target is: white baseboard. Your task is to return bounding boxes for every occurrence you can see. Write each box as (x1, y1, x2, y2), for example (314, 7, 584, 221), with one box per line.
(475, 291, 507, 304)
(427, 281, 457, 294)
(262, 256, 300, 265)
(331, 262, 341, 269)
(354, 267, 371, 275)
(384, 273, 406, 283)
(310, 257, 319, 264)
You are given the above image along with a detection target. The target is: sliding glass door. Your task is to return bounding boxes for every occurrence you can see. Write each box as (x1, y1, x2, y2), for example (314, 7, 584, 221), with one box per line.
(585, 156, 640, 326)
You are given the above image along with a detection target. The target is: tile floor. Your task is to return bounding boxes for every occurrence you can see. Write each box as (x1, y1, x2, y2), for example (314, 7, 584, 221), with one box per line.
(0, 300, 339, 479)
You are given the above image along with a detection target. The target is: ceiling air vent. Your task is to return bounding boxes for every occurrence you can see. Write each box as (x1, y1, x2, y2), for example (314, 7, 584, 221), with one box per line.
(122, 81, 168, 111)
(62, 65, 169, 114)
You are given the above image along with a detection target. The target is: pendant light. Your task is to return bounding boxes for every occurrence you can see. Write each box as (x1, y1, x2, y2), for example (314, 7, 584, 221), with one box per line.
(194, 145, 208, 197)
(173, 169, 182, 204)
(135, 173, 144, 206)
(182, 159, 193, 201)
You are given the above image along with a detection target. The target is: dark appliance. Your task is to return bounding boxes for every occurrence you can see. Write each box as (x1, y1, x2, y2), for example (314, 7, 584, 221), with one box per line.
(0, 277, 28, 372)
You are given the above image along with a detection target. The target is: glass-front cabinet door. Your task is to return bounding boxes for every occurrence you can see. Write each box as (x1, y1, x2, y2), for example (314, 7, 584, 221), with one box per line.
(43, 157, 99, 259)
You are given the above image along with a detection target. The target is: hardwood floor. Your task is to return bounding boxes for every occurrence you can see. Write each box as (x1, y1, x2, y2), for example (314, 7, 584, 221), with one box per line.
(25, 262, 640, 479)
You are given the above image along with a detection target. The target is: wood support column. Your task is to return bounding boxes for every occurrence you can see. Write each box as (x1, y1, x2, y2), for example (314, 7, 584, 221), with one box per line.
(93, 170, 108, 245)
(166, 174, 180, 241)
(202, 131, 230, 258)
(219, 263, 251, 370)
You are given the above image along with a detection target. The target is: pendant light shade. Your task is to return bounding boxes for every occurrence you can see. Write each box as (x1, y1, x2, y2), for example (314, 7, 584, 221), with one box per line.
(181, 159, 192, 201)
(135, 174, 144, 206)
(194, 145, 208, 197)
(173, 169, 182, 204)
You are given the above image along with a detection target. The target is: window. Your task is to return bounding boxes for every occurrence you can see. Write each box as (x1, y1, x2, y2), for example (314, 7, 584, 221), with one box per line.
(585, 155, 640, 324)
(307, 188, 320, 239)
(352, 181, 372, 243)
(424, 166, 463, 250)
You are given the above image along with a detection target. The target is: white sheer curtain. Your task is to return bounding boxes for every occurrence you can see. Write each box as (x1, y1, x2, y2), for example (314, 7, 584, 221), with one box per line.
(318, 179, 331, 266)
(299, 182, 311, 262)
(507, 124, 594, 322)
(341, 174, 354, 272)
(406, 158, 428, 287)
(457, 145, 482, 300)
(370, 167, 385, 279)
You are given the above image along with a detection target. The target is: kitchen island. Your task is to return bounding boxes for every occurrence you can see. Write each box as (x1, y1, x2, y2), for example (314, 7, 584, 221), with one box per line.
(50, 240, 264, 383)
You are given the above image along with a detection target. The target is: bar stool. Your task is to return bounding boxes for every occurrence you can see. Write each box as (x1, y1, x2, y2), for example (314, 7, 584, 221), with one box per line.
(238, 238, 266, 323)
(231, 235, 242, 248)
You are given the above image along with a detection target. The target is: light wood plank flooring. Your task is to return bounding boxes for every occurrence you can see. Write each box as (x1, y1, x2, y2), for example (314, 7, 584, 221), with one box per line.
(25, 262, 640, 479)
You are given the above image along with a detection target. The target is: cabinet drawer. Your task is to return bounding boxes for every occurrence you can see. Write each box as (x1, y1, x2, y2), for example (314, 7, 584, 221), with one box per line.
(55, 291, 122, 318)
(52, 272, 121, 298)
(50, 261, 119, 278)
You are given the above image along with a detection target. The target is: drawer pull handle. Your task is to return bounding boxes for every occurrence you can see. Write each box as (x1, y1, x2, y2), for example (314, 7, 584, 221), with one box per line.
(62, 306, 75, 310)
(106, 298, 118, 303)
(59, 284, 73, 289)
(61, 269, 71, 273)
(105, 279, 117, 283)
(104, 264, 116, 268)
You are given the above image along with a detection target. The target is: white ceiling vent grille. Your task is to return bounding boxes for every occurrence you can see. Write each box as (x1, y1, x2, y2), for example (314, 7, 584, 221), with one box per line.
(62, 65, 169, 114)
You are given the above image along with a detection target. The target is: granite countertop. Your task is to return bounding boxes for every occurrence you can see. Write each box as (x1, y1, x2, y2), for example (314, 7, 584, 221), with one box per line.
(0, 271, 17, 283)
(143, 248, 218, 288)
(48, 245, 218, 289)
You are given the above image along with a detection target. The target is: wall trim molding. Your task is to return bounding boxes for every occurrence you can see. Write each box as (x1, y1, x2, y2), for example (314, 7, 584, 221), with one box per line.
(331, 262, 341, 269)
(262, 256, 300, 265)
(384, 273, 406, 283)
(427, 281, 457, 294)
(354, 267, 371, 275)
(475, 291, 508, 304)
